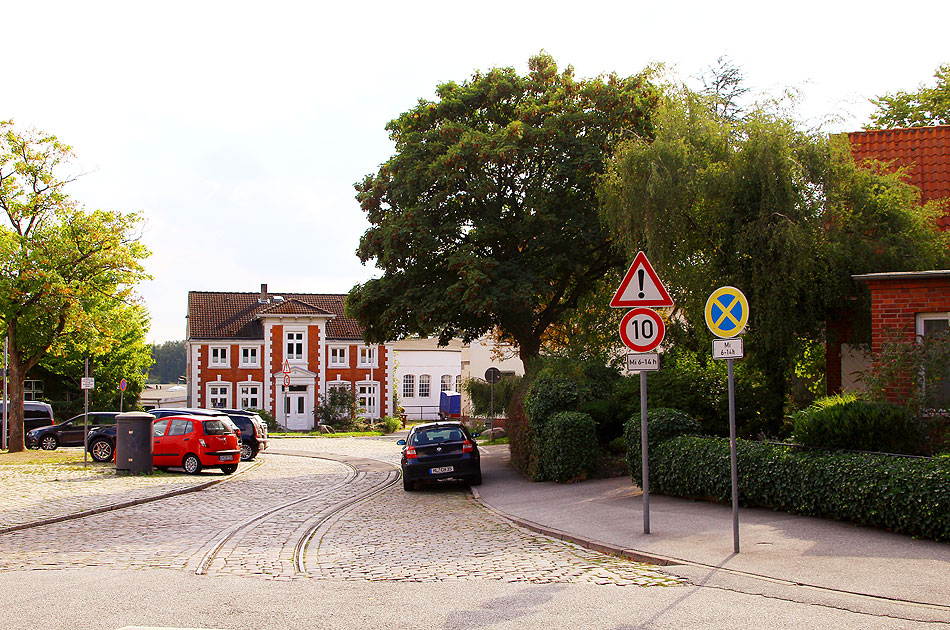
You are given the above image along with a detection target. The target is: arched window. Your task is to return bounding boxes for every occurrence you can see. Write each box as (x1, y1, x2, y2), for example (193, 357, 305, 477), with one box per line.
(441, 375, 453, 392)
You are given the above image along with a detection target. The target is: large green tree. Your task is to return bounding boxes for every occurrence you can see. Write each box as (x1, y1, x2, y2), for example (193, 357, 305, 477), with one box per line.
(599, 88, 949, 428)
(346, 54, 658, 368)
(149, 339, 186, 383)
(869, 63, 950, 128)
(0, 122, 150, 451)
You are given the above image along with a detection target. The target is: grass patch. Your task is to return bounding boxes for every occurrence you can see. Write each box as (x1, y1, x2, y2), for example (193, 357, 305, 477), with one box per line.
(0, 448, 88, 466)
(477, 436, 509, 446)
(270, 430, 385, 438)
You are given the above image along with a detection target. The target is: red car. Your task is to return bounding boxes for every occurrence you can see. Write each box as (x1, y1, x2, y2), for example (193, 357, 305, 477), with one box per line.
(152, 415, 241, 475)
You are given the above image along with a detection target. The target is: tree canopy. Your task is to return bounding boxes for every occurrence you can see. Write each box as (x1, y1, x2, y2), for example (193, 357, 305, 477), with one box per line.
(346, 53, 659, 368)
(599, 88, 949, 428)
(868, 63, 950, 128)
(149, 339, 186, 384)
(0, 122, 150, 451)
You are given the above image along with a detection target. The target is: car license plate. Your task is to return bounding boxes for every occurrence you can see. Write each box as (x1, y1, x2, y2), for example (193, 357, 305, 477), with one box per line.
(219, 455, 233, 462)
(430, 466, 454, 474)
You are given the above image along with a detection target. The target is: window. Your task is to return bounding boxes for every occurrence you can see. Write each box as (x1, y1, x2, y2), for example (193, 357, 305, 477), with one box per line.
(168, 419, 193, 436)
(240, 384, 260, 409)
(210, 346, 229, 367)
(329, 346, 348, 367)
(24, 380, 43, 401)
(240, 346, 259, 368)
(328, 381, 350, 394)
(917, 313, 950, 407)
(357, 382, 378, 418)
(358, 346, 377, 367)
(153, 419, 171, 437)
(402, 374, 415, 398)
(286, 331, 304, 361)
(419, 375, 431, 398)
(455, 375, 462, 392)
(441, 375, 453, 392)
(209, 384, 229, 408)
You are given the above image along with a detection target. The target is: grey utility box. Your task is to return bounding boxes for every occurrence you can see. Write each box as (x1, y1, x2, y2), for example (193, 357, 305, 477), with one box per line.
(115, 411, 155, 474)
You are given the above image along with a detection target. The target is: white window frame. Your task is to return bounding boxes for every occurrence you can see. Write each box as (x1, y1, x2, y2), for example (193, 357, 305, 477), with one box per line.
(286, 330, 305, 362)
(209, 346, 230, 368)
(327, 380, 350, 394)
(239, 382, 262, 409)
(240, 345, 260, 368)
(329, 345, 349, 368)
(441, 375, 453, 392)
(358, 345, 377, 368)
(455, 375, 462, 392)
(402, 374, 415, 398)
(207, 382, 230, 409)
(356, 381, 379, 419)
(916, 313, 950, 407)
(418, 374, 431, 398)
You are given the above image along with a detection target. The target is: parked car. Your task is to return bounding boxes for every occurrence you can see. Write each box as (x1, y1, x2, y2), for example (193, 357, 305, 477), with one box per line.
(217, 409, 269, 460)
(396, 421, 481, 491)
(86, 408, 240, 463)
(26, 412, 120, 450)
(2, 401, 55, 439)
(151, 414, 240, 474)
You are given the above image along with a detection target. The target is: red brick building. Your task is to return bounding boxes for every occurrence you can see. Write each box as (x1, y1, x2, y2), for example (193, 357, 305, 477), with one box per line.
(829, 126, 950, 401)
(186, 285, 393, 429)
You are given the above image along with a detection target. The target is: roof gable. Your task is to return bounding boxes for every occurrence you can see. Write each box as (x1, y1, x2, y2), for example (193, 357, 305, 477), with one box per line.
(258, 298, 334, 317)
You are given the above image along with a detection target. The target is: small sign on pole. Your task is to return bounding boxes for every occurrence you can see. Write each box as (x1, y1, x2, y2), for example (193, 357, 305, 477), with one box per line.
(80, 377, 95, 390)
(626, 353, 660, 372)
(712, 338, 744, 360)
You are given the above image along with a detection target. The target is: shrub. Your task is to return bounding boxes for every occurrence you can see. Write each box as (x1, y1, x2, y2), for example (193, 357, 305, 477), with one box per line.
(625, 408, 702, 487)
(316, 387, 359, 430)
(650, 435, 950, 541)
(463, 375, 525, 417)
(607, 436, 627, 456)
(791, 396, 928, 455)
(523, 374, 583, 428)
(379, 416, 402, 434)
(249, 408, 278, 433)
(506, 389, 539, 478)
(539, 412, 599, 483)
(579, 398, 626, 445)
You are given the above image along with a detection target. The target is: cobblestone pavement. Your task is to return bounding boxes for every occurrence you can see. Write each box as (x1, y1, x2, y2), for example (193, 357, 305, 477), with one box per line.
(0, 437, 682, 588)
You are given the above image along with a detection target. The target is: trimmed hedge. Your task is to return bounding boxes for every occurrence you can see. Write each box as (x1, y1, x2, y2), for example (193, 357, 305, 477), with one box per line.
(791, 397, 928, 455)
(540, 412, 599, 483)
(624, 408, 702, 487)
(651, 435, 950, 541)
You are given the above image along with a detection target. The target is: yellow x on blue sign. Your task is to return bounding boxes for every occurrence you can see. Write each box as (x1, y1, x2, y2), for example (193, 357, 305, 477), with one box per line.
(704, 286, 749, 338)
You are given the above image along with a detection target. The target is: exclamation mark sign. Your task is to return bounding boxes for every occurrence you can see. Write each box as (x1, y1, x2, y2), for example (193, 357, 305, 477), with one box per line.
(638, 269, 645, 299)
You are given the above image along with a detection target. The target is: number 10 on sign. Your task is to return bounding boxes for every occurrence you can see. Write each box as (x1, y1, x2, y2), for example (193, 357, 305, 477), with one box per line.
(619, 308, 665, 352)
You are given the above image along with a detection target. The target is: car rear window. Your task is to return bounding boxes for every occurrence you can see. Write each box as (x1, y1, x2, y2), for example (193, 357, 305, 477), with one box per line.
(202, 420, 232, 436)
(411, 427, 465, 445)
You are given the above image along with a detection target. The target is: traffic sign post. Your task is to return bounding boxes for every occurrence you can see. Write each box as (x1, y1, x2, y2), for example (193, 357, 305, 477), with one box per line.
(118, 377, 127, 412)
(626, 353, 659, 372)
(610, 251, 674, 309)
(704, 286, 748, 553)
(619, 308, 665, 353)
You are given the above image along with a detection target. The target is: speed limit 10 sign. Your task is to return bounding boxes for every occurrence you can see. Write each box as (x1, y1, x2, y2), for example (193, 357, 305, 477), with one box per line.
(619, 308, 665, 352)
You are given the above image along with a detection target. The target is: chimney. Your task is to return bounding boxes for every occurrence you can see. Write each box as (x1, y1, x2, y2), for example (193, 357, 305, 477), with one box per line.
(260, 284, 268, 299)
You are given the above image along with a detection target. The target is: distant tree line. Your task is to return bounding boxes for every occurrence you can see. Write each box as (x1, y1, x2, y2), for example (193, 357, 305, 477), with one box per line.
(149, 340, 186, 383)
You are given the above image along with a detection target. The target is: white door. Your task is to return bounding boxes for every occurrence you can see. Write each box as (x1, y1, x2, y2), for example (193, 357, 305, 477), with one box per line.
(357, 383, 378, 419)
(285, 393, 310, 430)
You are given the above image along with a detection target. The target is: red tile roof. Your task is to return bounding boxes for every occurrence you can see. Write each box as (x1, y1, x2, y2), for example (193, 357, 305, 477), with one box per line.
(848, 126, 950, 229)
(188, 291, 364, 340)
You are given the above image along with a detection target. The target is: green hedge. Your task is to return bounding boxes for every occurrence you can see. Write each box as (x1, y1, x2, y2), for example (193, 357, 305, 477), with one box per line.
(791, 396, 928, 455)
(651, 435, 950, 541)
(540, 412, 599, 483)
(624, 408, 702, 487)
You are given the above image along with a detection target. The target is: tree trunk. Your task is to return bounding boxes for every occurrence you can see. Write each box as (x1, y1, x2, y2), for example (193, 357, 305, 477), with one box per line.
(5, 342, 27, 453)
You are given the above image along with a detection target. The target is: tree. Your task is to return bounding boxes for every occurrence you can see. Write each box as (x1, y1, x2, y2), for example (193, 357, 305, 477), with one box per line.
(0, 122, 150, 451)
(346, 53, 659, 370)
(599, 87, 949, 430)
(149, 339, 186, 383)
(868, 63, 950, 128)
(699, 55, 749, 123)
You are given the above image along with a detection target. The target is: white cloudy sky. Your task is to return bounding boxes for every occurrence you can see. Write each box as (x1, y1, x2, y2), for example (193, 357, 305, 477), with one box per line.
(4, 0, 946, 343)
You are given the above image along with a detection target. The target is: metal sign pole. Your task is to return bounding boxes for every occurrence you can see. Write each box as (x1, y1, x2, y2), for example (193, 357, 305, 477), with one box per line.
(83, 359, 89, 467)
(640, 370, 650, 535)
(727, 358, 739, 553)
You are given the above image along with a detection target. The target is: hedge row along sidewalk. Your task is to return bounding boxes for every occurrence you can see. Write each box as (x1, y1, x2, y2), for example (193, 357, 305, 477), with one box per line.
(649, 435, 950, 541)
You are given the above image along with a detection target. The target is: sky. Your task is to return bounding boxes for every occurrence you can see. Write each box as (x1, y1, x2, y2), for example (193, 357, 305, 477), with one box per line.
(3, 0, 947, 343)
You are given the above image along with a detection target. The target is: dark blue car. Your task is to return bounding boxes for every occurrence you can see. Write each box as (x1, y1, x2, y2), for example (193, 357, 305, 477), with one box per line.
(397, 421, 481, 491)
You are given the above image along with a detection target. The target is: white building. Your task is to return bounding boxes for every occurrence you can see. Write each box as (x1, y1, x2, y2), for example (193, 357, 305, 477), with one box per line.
(393, 338, 463, 421)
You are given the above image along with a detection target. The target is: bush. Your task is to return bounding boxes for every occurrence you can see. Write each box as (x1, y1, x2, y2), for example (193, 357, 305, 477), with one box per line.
(539, 412, 599, 482)
(379, 416, 402, 434)
(506, 389, 539, 478)
(650, 435, 950, 541)
(316, 387, 359, 430)
(523, 374, 583, 428)
(625, 408, 702, 487)
(791, 396, 929, 455)
(463, 375, 525, 417)
(579, 398, 626, 445)
(607, 436, 627, 456)
(249, 408, 278, 433)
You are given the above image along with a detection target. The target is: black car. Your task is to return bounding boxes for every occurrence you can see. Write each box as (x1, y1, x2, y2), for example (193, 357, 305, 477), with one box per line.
(27, 412, 120, 450)
(217, 409, 269, 461)
(3, 401, 55, 440)
(397, 421, 481, 491)
(86, 408, 240, 463)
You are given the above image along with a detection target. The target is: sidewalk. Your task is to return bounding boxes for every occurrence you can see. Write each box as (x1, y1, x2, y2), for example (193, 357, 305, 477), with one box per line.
(473, 444, 950, 622)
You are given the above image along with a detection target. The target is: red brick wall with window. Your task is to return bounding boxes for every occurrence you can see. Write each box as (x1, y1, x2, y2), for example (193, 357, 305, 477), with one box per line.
(196, 343, 265, 408)
(322, 344, 390, 415)
(866, 276, 950, 403)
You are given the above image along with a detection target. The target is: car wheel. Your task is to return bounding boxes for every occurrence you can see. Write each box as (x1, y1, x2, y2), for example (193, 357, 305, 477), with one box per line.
(183, 453, 202, 475)
(470, 470, 482, 486)
(240, 442, 256, 461)
(89, 439, 114, 462)
(220, 464, 237, 475)
(40, 435, 59, 450)
(402, 476, 415, 491)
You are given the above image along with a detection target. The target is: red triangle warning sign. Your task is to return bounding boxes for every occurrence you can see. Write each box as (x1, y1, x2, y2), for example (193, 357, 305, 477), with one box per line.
(610, 251, 674, 308)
